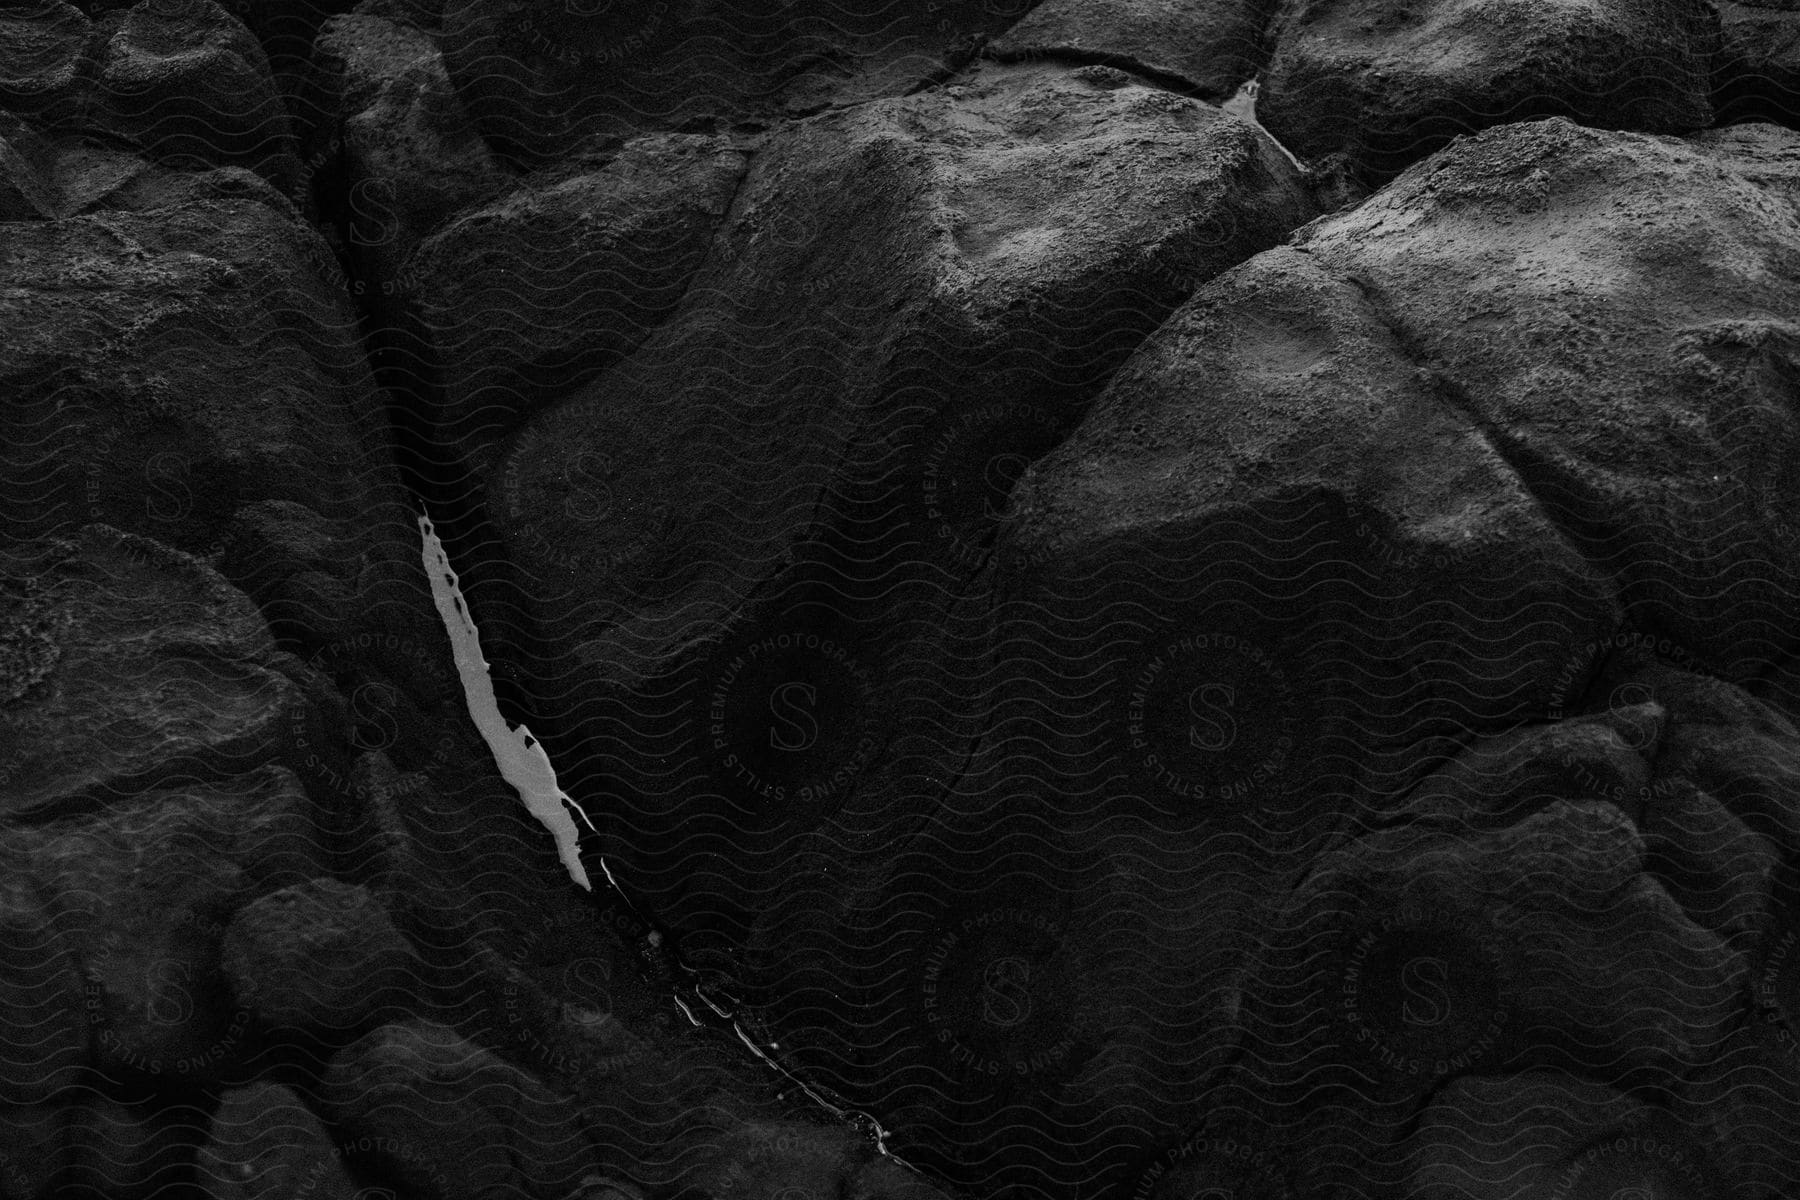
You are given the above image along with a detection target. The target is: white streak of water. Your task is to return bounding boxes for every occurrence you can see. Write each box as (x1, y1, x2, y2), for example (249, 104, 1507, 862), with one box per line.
(419, 512, 594, 890)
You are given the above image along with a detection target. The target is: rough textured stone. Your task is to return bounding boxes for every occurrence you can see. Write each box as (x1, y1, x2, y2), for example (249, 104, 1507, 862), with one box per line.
(488, 57, 1318, 959)
(1258, 0, 1719, 180)
(0, 1, 91, 124)
(0, 876, 88, 1105)
(13, 766, 325, 1079)
(987, 0, 1268, 97)
(1403, 1073, 1685, 1200)
(1005, 118, 1800, 803)
(320, 1020, 601, 1200)
(0, 527, 313, 816)
(0, 202, 392, 556)
(85, 0, 298, 187)
(1235, 800, 1738, 1193)
(309, 6, 511, 283)
(0, 188, 435, 679)
(220, 878, 416, 1032)
(402, 131, 746, 470)
(1715, 0, 1800, 126)
(65, 1098, 190, 1200)
(0, 1105, 70, 1200)
(440, 0, 1038, 163)
(10, 1, 1800, 1195)
(195, 1083, 358, 1200)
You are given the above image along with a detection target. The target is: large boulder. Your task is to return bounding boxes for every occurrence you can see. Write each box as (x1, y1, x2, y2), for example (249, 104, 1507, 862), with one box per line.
(1257, 0, 1719, 180)
(0, 0, 300, 188)
(1003, 117, 1800, 797)
(0, 186, 436, 686)
(10, 765, 327, 1081)
(487, 58, 1319, 953)
(308, 4, 512, 285)
(64, 1098, 193, 1200)
(1233, 800, 1738, 1192)
(1714, 0, 1800, 127)
(319, 1020, 601, 1200)
(83, 0, 298, 187)
(0, 526, 323, 816)
(219, 878, 417, 1034)
(401, 131, 747, 470)
(0, 1, 91, 125)
(195, 1083, 358, 1200)
(1402, 1073, 1710, 1200)
(740, 116, 1800, 1188)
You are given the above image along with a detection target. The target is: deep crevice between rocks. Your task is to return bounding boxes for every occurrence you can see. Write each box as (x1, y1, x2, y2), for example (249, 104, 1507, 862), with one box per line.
(980, 45, 1226, 103)
(294, 100, 967, 1183)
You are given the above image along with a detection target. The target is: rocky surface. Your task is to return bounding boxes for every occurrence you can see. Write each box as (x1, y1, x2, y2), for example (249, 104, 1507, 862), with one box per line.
(985, 0, 1269, 97)
(1258, 0, 1721, 182)
(195, 1082, 360, 1200)
(439, 0, 1039, 163)
(319, 1019, 602, 1199)
(3, 1, 1800, 1199)
(1715, 0, 1800, 126)
(220, 877, 417, 1033)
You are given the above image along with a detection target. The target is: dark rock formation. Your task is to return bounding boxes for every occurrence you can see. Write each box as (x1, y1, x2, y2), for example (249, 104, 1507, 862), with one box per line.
(987, 0, 1269, 97)
(309, 1, 512, 284)
(404, 131, 747, 469)
(483, 59, 1319, 976)
(1257, 0, 1720, 181)
(439, 0, 1037, 163)
(6, 0, 1800, 1197)
(319, 1019, 602, 1199)
(220, 878, 417, 1033)
(1715, 0, 1800, 126)
(196, 1083, 359, 1200)
(0, 526, 328, 819)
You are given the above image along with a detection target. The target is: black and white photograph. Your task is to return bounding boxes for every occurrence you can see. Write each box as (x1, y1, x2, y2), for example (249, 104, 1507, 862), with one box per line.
(2, 0, 1798, 1196)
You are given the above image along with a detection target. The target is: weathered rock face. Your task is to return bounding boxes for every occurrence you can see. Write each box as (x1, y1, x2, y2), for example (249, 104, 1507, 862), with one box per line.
(1006, 117, 1800, 769)
(320, 1019, 602, 1200)
(439, 0, 1042, 163)
(196, 1083, 358, 1200)
(487, 58, 1318, 951)
(10, 0, 1800, 1194)
(987, 0, 1269, 97)
(0, 179, 448, 708)
(403, 131, 747, 470)
(0, 1, 94, 126)
(1257, 0, 1720, 180)
(0, 197, 360, 535)
(711, 117, 1800, 1188)
(1715, 0, 1800, 126)
(1402, 1074, 1688, 1200)
(7, 764, 327, 1081)
(219, 877, 417, 1033)
(1239, 800, 1738, 1189)
(0, 0, 300, 188)
(309, 2, 512, 285)
(86, 0, 298, 185)
(0, 526, 322, 816)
